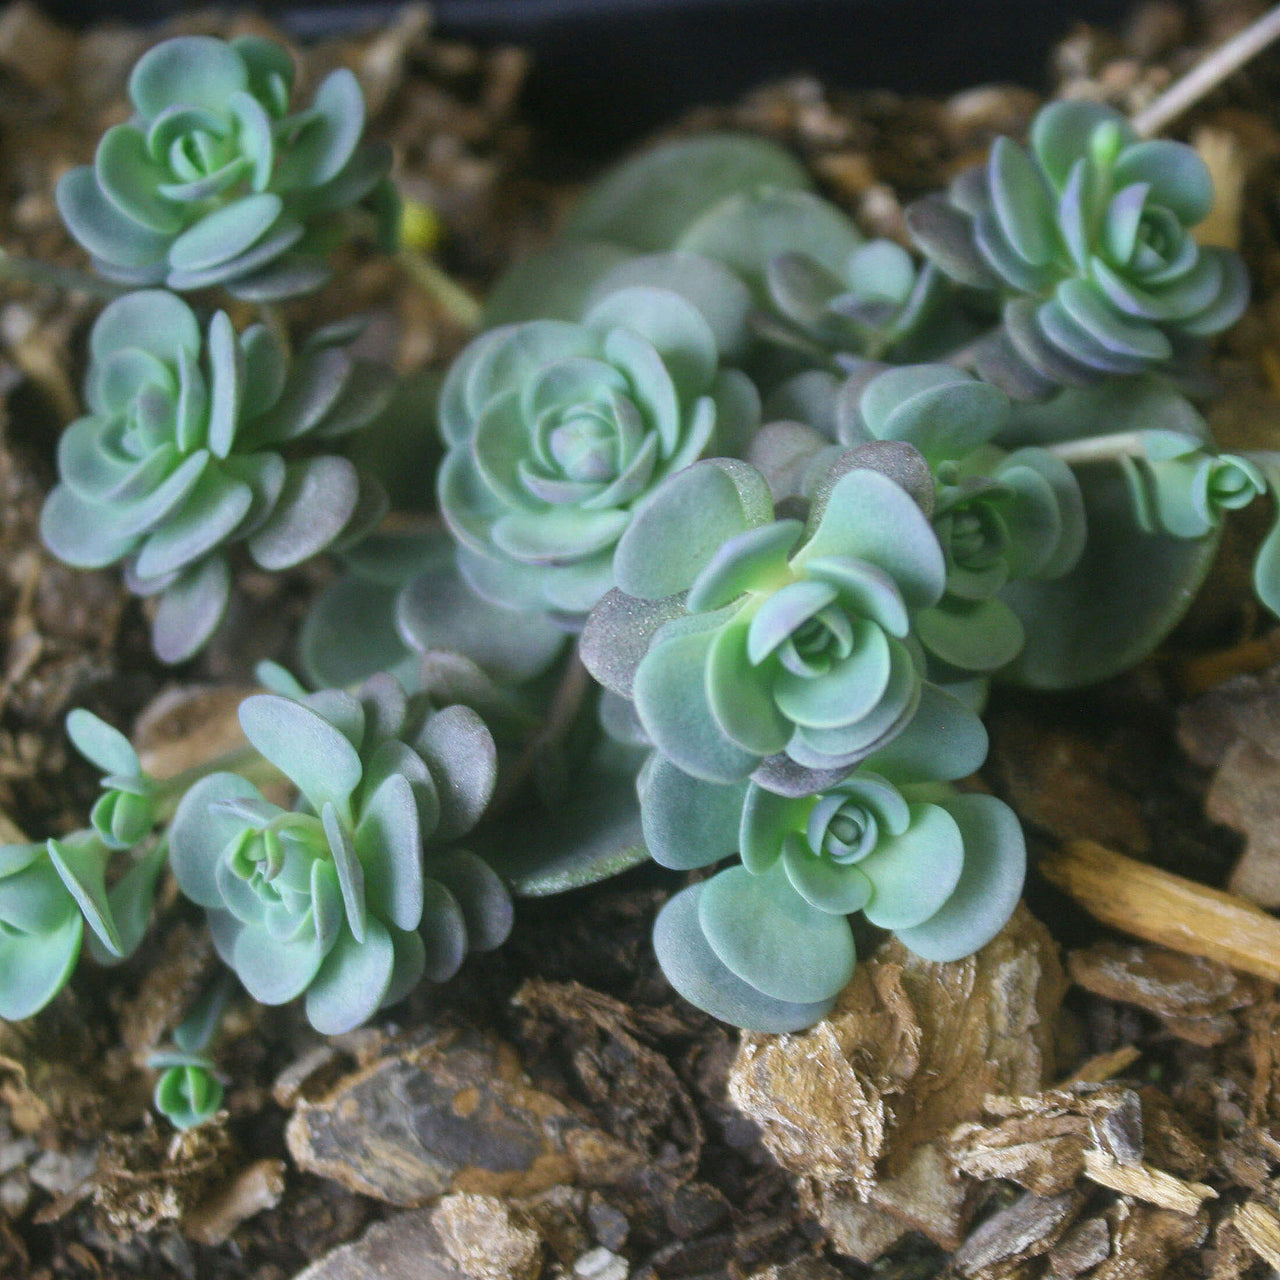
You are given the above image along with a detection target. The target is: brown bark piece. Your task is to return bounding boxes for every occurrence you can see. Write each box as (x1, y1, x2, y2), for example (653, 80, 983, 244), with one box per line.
(1207, 739, 1280, 907)
(990, 715, 1151, 853)
(292, 1211, 467, 1280)
(286, 1026, 583, 1206)
(1229, 1201, 1280, 1271)
(1047, 1215, 1112, 1279)
(952, 1189, 1086, 1277)
(728, 907, 1064, 1248)
(1041, 840, 1280, 984)
(1067, 941, 1258, 1046)
(1090, 1199, 1209, 1280)
(432, 1193, 543, 1280)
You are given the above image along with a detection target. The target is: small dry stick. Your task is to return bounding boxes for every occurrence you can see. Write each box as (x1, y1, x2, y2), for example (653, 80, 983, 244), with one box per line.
(1132, 4, 1280, 137)
(1041, 839, 1280, 985)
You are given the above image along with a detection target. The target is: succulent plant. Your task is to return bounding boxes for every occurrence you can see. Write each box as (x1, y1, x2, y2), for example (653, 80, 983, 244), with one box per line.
(168, 676, 509, 1034)
(826, 364, 1087, 675)
(40, 290, 391, 662)
(67, 708, 158, 849)
(757, 242, 949, 366)
(148, 974, 232, 1130)
(438, 284, 760, 619)
(907, 101, 1248, 394)
(583, 450, 989, 796)
(0, 823, 166, 1020)
(150, 1053, 224, 1130)
(57, 34, 393, 299)
(640, 754, 1025, 1030)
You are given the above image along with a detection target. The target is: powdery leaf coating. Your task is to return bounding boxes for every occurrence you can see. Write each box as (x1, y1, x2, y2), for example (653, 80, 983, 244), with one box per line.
(640, 753, 1023, 1028)
(437, 282, 760, 621)
(57, 34, 392, 298)
(40, 290, 391, 662)
(907, 100, 1248, 391)
(604, 461, 953, 785)
(168, 679, 507, 1034)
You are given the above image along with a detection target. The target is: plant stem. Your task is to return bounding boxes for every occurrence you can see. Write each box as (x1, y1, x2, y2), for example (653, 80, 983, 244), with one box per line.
(942, 329, 998, 371)
(1132, 5, 1280, 138)
(153, 745, 284, 824)
(488, 647, 591, 817)
(1047, 431, 1149, 465)
(396, 245, 482, 331)
(0, 249, 125, 300)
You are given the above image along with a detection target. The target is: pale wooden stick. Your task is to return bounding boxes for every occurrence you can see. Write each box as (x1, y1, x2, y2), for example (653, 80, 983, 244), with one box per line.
(1041, 839, 1280, 985)
(1132, 5, 1280, 137)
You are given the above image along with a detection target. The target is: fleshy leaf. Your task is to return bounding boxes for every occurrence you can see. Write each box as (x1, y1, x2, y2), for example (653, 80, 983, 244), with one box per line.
(239, 695, 363, 820)
(895, 794, 1026, 961)
(639, 753, 748, 870)
(563, 132, 811, 252)
(653, 882, 836, 1032)
(698, 861, 855, 1005)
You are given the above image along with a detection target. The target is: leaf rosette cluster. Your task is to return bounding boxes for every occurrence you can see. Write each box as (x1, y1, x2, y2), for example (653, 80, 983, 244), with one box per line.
(169, 676, 509, 1034)
(640, 753, 1026, 1029)
(826, 364, 1087, 675)
(57, 34, 391, 298)
(908, 101, 1248, 392)
(40, 291, 391, 662)
(438, 285, 760, 618)
(583, 451, 988, 795)
(0, 822, 165, 1020)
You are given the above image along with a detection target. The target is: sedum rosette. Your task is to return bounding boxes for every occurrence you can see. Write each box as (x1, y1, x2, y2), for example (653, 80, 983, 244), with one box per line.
(57, 34, 392, 299)
(907, 101, 1248, 393)
(830, 364, 1087, 675)
(40, 290, 390, 662)
(646, 762, 1025, 1030)
(169, 677, 509, 1035)
(583, 451, 987, 797)
(438, 285, 760, 619)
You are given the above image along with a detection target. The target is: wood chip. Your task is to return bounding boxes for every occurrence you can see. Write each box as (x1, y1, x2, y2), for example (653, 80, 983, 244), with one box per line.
(1231, 1201, 1280, 1270)
(729, 906, 1064, 1248)
(181, 1159, 286, 1246)
(1081, 1150, 1216, 1214)
(1067, 941, 1259, 1046)
(1040, 840, 1280, 984)
(952, 1190, 1085, 1277)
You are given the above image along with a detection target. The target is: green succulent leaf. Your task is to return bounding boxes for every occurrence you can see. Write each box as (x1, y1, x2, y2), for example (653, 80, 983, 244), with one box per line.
(894, 794, 1026, 960)
(639, 753, 749, 870)
(653, 882, 837, 1032)
(698, 861, 856, 1005)
(60, 34, 389, 295)
(563, 132, 811, 252)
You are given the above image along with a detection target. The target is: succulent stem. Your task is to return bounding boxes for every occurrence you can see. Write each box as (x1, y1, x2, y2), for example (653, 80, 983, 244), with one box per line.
(0, 249, 125, 300)
(256, 303, 292, 362)
(941, 329, 998, 372)
(396, 245, 482, 331)
(153, 745, 286, 825)
(1131, 5, 1280, 138)
(1047, 431, 1149, 465)
(489, 647, 591, 817)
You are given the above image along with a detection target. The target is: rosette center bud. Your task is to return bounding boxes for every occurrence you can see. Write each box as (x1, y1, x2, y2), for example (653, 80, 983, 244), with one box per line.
(806, 790, 880, 864)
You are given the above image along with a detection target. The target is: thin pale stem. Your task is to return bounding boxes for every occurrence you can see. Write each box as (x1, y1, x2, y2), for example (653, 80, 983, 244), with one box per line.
(153, 745, 284, 824)
(942, 328, 998, 371)
(1132, 4, 1280, 137)
(396, 245, 482, 331)
(1047, 431, 1149, 465)
(0, 249, 126, 301)
(256, 303, 292, 361)
(489, 647, 591, 817)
